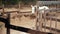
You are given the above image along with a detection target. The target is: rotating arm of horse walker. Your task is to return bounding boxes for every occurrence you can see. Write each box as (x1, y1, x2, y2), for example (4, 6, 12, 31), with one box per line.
(8, 24, 53, 34)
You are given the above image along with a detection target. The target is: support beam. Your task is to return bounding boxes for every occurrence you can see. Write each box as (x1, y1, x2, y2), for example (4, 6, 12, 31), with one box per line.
(43, 26, 60, 33)
(46, 16, 60, 22)
(6, 13, 10, 34)
(0, 13, 53, 34)
(9, 25, 53, 34)
(37, 1, 60, 5)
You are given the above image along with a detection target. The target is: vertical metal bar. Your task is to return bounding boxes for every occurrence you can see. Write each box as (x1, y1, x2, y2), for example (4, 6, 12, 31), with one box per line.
(43, 2, 46, 32)
(55, 4, 57, 34)
(38, 12, 40, 31)
(7, 27, 10, 34)
(48, 3, 52, 33)
(35, 6, 39, 31)
(39, 3, 44, 32)
(44, 10, 47, 32)
(39, 11, 43, 31)
(55, 15, 57, 34)
(36, 7, 41, 31)
(6, 13, 10, 34)
(36, 7, 39, 31)
(50, 15, 52, 33)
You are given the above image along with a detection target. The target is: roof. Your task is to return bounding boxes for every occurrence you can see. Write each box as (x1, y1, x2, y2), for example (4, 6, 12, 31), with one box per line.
(37, 1, 60, 5)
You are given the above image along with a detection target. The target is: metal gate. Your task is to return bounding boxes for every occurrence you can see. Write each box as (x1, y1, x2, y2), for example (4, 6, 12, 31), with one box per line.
(0, 1, 60, 34)
(36, 1, 60, 34)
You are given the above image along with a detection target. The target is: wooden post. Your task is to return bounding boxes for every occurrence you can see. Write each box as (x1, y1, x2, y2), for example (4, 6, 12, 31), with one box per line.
(18, 2, 20, 12)
(17, 2, 21, 20)
(2, 4, 4, 15)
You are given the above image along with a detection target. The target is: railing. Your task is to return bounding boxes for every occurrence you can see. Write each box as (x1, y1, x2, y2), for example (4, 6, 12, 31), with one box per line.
(36, 1, 60, 34)
(0, 1, 60, 34)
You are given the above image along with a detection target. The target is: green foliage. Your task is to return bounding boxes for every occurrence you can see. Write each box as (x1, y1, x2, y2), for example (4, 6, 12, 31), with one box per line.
(2, 0, 36, 5)
(20, 0, 36, 5)
(0, 0, 2, 5)
(2, 0, 19, 5)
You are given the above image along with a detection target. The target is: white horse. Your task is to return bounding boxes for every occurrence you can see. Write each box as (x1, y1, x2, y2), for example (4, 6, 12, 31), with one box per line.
(39, 6, 49, 13)
(31, 5, 49, 13)
(31, 5, 37, 13)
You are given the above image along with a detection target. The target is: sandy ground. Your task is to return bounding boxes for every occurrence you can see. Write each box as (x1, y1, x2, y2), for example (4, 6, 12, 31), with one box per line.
(0, 7, 60, 34)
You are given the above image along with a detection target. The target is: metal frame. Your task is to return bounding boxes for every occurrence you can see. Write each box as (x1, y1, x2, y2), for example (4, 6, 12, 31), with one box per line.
(0, 13, 53, 34)
(1, 1, 60, 34)
(36, 1, 60, 34)
(37, 1, 60, 5)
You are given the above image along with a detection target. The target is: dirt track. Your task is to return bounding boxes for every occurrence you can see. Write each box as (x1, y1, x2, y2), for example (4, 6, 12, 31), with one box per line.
(0, 7, 60, 34)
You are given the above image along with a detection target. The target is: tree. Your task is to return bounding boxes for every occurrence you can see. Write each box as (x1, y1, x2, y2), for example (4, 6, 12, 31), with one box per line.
(20, 0, 36, 5)
(2, 0, 19, 5)
(0, 0, 2, 5)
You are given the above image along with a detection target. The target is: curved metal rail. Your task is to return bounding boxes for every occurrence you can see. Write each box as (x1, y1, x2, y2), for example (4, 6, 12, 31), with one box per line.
(0, 13, 53, 34)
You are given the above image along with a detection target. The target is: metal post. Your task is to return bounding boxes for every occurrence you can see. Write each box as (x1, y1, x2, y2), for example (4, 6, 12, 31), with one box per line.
(50, 15, 52, 33)
(55, 4, 57, 34)
(36, 6, 39, 31)
(43, 10, 47, 32)
(43, 3, 46, 32)
(39, 11, 43, 31)
(6, 13, 10, 34)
